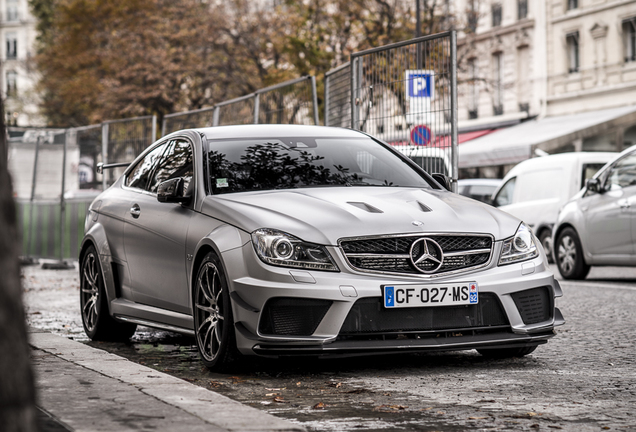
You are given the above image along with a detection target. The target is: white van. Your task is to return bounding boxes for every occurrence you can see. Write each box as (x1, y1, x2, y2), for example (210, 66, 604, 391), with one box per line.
(491, 152, 616, 261)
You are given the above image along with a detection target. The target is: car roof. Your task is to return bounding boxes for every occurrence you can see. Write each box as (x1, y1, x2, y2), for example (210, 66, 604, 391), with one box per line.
(457, 178, 502, 186)
(196, 124, 366, 140)
(503, 151, 617, 178)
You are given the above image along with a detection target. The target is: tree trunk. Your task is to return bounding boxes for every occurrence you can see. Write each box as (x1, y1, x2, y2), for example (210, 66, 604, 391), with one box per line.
(0, 99, 38, 431)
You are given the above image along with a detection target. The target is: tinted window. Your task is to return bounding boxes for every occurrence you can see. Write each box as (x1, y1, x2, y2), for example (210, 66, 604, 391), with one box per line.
(606, 154, 636, 189)
(206, 137, 432, 195)
(493, 177, 516, 206)
(125, 143, 169, 190)
(147, 139, 194, 193)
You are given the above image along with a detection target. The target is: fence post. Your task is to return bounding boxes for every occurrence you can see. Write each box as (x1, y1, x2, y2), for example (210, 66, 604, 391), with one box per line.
(450, 30, 459, 193)
(213, 106, 220, 126)
(42, 129, 74, 269)
(21, 135, 41, 264)
(350, 58, 358, 129)
(310, 76, 319, 125)
(101, 122, 108, 190)
(253, 93, 260, 124)
(151, 115, 157, 142)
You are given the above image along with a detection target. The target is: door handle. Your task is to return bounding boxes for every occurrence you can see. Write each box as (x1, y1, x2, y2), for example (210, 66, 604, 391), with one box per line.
(130, 204, 141, 218)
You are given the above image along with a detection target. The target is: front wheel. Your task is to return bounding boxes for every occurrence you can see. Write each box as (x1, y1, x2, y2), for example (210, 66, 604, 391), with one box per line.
(555, 227, 590, 280)
(193, 252, 241, 371)
(80, 245, 137, 341)
(477, 346, 537, 359)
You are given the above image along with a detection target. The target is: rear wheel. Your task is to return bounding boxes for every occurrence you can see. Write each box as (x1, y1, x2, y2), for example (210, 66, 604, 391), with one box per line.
(477, 346, 537, 359)
(193, 252, 240, 370)
(556, 227, 590, 280)
(80, 245, 136, 341)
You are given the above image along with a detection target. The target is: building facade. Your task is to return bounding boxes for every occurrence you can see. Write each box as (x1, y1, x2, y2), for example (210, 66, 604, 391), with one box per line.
(455, 0, 636, 177)
(1, 0, 42, 127)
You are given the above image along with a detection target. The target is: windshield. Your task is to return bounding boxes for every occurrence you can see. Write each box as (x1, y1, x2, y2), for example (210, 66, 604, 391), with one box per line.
(206, 136, 433, 195)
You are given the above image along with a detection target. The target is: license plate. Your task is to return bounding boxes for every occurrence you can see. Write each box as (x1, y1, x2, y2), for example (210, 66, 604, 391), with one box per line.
(383, 282, 478, 308)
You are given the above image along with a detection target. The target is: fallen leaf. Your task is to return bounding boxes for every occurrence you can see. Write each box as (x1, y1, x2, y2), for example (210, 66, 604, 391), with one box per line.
(266, 388, 284, 391)
(468, 416, 488, 420)
(296, 382, 301, 386)
(313, 402, 326, 410)
(437, 411, 445, 415)
(374, 404, 408, 412)
(273, 396, 287, 403)
(265, 393, 279, 397)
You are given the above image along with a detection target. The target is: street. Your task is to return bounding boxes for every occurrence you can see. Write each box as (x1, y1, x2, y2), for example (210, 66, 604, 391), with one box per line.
(23, 264, 636, 431)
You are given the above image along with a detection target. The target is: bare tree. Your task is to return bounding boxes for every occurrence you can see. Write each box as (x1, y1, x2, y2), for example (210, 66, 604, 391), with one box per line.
(0, 98, 38, 431)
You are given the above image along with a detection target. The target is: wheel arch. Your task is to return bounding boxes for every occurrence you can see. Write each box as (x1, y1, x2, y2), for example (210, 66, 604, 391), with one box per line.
(80, 223, 118, 313)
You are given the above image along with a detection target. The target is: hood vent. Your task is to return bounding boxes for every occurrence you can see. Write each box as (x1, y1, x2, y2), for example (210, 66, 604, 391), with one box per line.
(347, 202, 383, 214)
(408, 200, 432, 212)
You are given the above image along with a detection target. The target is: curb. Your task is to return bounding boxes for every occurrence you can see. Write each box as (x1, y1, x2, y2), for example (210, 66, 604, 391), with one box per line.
(29, 328, 304, 432)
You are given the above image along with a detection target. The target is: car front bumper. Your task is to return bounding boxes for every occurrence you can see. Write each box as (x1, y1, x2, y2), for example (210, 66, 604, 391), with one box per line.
(223, 236, 564, 357)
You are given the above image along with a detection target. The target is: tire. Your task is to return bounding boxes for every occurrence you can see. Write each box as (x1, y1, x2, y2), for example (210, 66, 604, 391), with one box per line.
(555, 227, 590, 280)
(477, 346, 537, 359)
(193, 252, 241, 371)
(80, 245, 137, 341)
(538, 229, 554, 264)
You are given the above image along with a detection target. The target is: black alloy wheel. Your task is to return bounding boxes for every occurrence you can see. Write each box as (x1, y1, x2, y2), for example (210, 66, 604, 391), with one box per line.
(556, 227, 590, 280)
(194, 252, 240, 370)
(80, 245, 136, 341)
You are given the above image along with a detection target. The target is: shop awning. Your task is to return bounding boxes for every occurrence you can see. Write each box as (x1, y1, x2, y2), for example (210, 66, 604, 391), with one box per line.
(458, 105, 636, 168)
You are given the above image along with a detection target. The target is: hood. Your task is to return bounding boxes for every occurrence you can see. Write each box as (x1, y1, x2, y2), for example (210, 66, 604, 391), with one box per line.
(201, 187, 521, 245)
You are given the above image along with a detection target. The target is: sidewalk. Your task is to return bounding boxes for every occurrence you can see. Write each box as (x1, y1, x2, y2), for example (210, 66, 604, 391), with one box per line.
(29, 328, 304, 432)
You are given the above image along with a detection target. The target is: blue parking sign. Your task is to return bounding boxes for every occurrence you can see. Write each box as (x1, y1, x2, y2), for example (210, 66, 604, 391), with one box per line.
(408, 73, 433, 98)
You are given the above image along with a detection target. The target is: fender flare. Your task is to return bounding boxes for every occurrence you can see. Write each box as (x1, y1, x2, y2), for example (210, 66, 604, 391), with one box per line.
(79, 223, 118, 314)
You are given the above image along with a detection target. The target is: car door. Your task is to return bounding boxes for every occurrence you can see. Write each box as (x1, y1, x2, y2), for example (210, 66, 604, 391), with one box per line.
(583, 153, 636, 258)
(123, 138, 194, 314)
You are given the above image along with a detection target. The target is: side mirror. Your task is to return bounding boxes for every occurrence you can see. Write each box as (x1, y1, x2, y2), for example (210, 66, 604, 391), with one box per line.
(432, 173, 452, 191)
(157, 178, 190, 203)
(586, 178, 602, 194)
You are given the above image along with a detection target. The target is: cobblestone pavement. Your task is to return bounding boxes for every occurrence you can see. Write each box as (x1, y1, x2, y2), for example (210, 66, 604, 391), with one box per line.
(23, 263, 636, 431)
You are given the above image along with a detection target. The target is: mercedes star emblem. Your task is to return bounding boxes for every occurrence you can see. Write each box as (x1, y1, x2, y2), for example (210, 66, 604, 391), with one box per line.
(409, 237, 444, 273)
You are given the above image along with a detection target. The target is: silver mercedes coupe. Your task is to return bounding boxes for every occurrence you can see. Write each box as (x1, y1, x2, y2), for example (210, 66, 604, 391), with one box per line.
(80, 124, 564, 370)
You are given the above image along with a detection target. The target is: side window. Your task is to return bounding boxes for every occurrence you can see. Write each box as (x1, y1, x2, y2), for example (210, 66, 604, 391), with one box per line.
(493, 177, 516, 206)
(147, 139, 194, 193)
(125, 143, 169, 190)
(581, 163, 606, 189)
(606, 154, 636, 189)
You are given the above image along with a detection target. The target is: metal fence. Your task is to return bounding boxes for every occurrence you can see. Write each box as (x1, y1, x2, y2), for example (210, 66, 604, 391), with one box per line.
(324, 62, 351, 128)
(325, 31, 458, 190)
(162, 76, 319, 136)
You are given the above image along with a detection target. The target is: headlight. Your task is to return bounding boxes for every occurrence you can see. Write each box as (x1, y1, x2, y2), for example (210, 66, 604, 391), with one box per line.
(498, 223, 538, 265)
(251, 228, 339, 272)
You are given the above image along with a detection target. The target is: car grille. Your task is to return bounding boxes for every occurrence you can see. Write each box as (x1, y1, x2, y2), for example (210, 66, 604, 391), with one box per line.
(259, 298, 332, 336)
(339, 234, 493, 276)
(338, 293, 508, 335)
(511, 287, 552, 324)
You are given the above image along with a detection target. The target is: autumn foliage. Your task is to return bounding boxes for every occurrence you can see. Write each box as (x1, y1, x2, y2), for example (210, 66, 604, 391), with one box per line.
(32, 0, 430, 127)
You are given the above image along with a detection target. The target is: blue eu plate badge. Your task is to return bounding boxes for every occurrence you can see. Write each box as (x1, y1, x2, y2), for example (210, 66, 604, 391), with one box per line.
(385, 286, 395, 307)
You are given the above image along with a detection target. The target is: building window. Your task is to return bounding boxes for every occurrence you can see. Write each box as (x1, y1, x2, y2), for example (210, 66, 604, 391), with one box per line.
(624, 18, 636, 63)
(518, 0, 528, 20)
(6, 0, 18, 21)
(467, 0, 478, 33)
(566, 32, 580, 73)
(6, 32, 17, 59)
(567, 0, 577, 10)
(6, 71, 17, 97)
(492, 3, 502, 27)
(492, 53, 503, 115)
(468, 59, 479, 119)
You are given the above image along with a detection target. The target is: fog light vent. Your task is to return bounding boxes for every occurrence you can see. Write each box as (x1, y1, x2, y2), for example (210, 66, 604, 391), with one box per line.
(259, 298, 332, 336)
(511, 287, 552, 324)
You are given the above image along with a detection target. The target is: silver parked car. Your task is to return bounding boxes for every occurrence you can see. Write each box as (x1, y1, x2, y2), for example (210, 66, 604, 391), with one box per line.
(80, 125, 563, 370)
(553, 145, 636, 280)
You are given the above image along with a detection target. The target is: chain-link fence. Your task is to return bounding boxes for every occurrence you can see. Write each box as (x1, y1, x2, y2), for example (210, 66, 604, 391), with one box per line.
(102, 116, 157, 188)
(324, 62, 351, 128)
(325, 31, 458, 190)
(162, 76, 319, 136)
